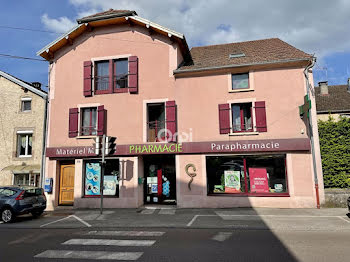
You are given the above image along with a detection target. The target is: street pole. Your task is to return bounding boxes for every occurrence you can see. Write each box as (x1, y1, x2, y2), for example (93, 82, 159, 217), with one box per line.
(100, 134, 106, 215)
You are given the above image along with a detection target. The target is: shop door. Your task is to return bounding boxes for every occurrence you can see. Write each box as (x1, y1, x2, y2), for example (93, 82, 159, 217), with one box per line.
(59, 164, 75, 205)
(144, 155, 176, 205)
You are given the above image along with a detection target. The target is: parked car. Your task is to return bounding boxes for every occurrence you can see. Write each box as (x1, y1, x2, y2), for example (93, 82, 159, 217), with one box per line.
(0, 186, 46, 223)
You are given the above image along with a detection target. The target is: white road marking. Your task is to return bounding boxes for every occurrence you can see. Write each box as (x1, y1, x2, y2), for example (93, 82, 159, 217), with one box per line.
(34, 250, 143, 260)
(159, 209, 175, 215)
(140, 209, 156, 214)
(337, 216, 350, 223)
(212, 232, 233, 242)
(0, 221, 3, 224)
(86, 231, 165, 237)
(187, 215, 216, 227)
(62, 239, 156, 246)
(40, 215, 91, 228)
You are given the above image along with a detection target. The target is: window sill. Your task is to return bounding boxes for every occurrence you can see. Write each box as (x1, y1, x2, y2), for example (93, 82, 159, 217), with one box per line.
(76, 135, 97, 139)
(229, 88, 254, 93)
(207, 193, 290, 197)
(18, 155, 33, 158)
(229, 131, 258, 136)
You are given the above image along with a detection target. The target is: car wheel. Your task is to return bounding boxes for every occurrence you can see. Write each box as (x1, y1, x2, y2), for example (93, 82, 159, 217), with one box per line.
(31, 211, 44, 218)
(1, 208, 14, 223)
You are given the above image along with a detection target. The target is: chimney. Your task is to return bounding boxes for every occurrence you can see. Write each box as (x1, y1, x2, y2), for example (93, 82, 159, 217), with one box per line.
(347, 78, 350, 92)
(319, 81, 328, 95)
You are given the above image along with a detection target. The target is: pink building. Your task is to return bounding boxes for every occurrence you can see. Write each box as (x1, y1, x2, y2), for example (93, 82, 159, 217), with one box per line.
(38, 10, 324, 210)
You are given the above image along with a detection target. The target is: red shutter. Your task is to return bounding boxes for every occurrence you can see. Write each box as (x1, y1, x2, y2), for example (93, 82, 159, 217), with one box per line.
(255, 101, 267, 132)
(166, 100, 177, 142)
(97, 105, 106, 136)
(128, 56, 138, 93)
(218, 104, 230, 134)
(83, 61, 93, 97)
(69, 108, 79, 138)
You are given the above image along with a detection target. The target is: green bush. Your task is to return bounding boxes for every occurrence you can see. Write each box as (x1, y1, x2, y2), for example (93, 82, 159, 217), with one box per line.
(318, 116, 350, 188)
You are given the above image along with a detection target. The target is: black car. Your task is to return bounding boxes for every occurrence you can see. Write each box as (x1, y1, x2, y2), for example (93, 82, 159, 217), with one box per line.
(0, 186, 46, 223)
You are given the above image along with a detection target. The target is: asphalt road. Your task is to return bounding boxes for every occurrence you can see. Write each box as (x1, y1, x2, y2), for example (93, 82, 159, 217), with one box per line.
(0, 227, 349, 262)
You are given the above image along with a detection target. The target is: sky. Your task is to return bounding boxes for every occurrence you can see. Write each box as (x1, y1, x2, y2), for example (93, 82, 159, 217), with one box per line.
(1, 0, 350, 88)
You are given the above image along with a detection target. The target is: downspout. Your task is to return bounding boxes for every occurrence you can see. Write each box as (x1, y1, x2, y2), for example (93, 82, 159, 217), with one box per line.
(303, 57, 320, 209)
(40, 63, 51, 187)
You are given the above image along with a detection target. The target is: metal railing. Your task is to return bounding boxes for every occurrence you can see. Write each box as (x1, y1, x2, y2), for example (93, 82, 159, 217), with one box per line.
(147, 120, 166, 142)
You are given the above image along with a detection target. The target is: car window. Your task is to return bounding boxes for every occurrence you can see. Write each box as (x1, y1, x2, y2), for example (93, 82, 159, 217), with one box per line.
(0, 188, 17, 197)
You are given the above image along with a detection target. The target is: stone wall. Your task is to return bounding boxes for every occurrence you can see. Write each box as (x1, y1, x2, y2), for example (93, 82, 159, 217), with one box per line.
(323, 188, 350, 208)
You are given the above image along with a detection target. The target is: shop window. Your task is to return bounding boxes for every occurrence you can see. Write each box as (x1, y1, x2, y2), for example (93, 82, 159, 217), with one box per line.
(147, 103, 166, 142)
(84, 159, 119, 197)
(17, 133, 32, 157)
(231, 103, 253, 132)
(232, 73, 249, 90)
(81, 107, 97, 136)
(21, 98, 32, 112)
(206, 155, 287, 195)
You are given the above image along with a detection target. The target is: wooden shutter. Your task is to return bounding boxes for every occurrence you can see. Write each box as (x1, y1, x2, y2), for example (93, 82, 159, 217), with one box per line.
(83, 61, 93, 97)
(97, 105, 106, 136)
(108, 59, 114, 93)
(128, 56, 138, 93)
(218, 103, 230, 134)
(68, 108, 79, 138)
(255, 101, 267, 132)
(166, 101, 177, 142)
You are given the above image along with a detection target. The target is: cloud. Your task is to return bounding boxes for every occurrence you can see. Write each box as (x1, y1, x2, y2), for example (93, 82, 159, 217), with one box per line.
(41, 13, 76, 33)
(40, 0, 350, 60)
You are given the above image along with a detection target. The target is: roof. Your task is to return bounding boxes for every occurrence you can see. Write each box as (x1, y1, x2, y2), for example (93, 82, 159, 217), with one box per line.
(37, 9, 190, 61)
(77, 9, 137, 23)
(0, 70, 47, 99)
(315, 85, 350, 113)
(175, 38, 312, 73)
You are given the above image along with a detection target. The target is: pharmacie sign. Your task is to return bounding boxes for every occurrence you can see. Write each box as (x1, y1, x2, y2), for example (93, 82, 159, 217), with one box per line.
(46, 138, 310, 158)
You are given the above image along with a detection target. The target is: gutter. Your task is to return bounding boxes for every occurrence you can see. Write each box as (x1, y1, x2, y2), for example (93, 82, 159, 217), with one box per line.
(317, 109, 350, 114)
(77, 11, 137, 24)
(303, 57, 321, 209)
(40, 64, 51, 187)
(173, 58, 311, 75)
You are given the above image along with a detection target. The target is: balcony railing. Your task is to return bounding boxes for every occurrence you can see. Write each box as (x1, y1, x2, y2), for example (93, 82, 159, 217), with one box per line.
(232, 122, 253, 132)
(147, 120, 166, 142)
(81, 126, 97, 136)
(95, 75, 109, 91)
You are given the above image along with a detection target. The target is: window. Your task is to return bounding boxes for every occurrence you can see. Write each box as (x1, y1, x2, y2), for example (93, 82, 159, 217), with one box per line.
(114, 59, 128, 89)
(232, 73, 249, 90)
(17, 133, 32, 157)
(147, 103, 166, 142)
(95, 61, 109, 91)
(84, 159, 119, 197)
(231, 103, 253, 132)
(81, 107, 97, 136)
(21, 98, 32, 112)
(13, 173, 39, 186)
(206, 155, 287, 195)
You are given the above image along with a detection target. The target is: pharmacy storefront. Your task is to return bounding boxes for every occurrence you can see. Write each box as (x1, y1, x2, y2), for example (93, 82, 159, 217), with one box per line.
(45, 138, 316, 210)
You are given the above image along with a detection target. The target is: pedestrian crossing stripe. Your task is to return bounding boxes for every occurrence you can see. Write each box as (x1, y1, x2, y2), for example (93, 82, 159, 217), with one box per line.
(35, 250, 143, 260)
(86, 231, 165, 236)
(62, 238, 156, 246)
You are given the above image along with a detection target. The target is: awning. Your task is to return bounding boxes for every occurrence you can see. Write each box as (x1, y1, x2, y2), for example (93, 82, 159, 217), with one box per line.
(2, 164, 41, 174)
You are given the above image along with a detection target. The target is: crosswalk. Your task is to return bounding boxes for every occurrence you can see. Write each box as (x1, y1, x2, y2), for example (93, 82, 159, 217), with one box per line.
(140, 208, 176, 215)
(34, 230, 165, 261)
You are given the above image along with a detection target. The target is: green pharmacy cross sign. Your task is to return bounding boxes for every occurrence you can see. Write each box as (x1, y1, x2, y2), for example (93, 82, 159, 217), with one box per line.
(299, 94, 311, 118)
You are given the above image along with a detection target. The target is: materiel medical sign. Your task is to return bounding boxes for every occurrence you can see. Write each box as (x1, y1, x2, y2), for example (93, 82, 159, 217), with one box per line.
(85, 163, 101, 196)
(224, 170, 241, 193)
(249, 168, 269, 193)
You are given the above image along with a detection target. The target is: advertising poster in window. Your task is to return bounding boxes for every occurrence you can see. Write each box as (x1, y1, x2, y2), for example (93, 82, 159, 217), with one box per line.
(103, 176, 118, 196)
(85, 163, 101, 196)
(224, 170, 241, 193)
(249, 168, 269, 193)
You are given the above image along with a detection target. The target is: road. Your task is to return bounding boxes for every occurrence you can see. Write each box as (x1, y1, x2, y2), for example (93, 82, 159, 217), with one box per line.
(0, 208, 349, 261)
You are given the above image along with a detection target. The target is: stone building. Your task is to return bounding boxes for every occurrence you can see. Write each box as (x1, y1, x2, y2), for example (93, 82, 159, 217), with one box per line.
(0, 70, 47, 186)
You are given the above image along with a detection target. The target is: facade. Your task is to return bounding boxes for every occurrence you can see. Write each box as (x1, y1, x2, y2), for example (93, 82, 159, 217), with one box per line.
(0, 70, 47, 187)
(315, 81, 350, 121)
(38, 10, 324, 210)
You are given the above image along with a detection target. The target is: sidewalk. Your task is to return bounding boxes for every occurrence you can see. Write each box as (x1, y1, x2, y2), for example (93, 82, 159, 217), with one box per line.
(2, 207, 349, 231)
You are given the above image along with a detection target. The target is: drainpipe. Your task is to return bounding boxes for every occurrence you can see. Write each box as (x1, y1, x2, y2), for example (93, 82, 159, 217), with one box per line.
(40, 63, 51, 187)
(303, 57, 320, 209)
